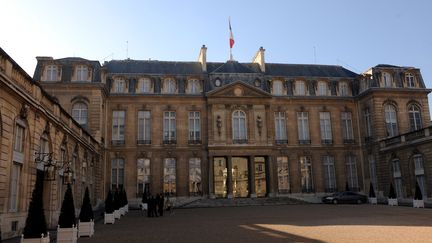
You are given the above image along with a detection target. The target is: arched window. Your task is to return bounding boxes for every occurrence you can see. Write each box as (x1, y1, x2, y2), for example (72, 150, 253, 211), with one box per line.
(232, 110, 247, 143)
(187, 79, 201, 94)
(392, 158, 403, 198)
(10, 118, 26, 212)
(382, 72, 392, 87)
(384, 104, 398, 137)
(405, 73, 415, 88)
(413, 154, 427, 198)
(72, 102, 88, 127)
(112, 158, 124, 190)
(272, 80, 283, 95)
(408, 105, 422, 131)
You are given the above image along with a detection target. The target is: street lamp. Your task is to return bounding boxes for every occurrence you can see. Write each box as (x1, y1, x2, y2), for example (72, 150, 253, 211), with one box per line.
(34, 152, 74, 184)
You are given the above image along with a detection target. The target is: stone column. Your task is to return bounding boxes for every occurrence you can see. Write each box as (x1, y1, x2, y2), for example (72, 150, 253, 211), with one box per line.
(227, 156, 233, 198)
(249, 155, 256, 198)
(208, 156, 215, 199)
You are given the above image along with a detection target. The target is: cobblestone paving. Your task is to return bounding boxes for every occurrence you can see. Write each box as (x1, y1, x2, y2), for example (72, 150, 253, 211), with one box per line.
(67, 205, 432, 243)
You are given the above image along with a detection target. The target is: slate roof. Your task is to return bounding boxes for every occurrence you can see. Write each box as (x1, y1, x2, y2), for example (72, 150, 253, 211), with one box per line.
(104, 60, 203, 75)
(208, 61, 256, 74)
(264, 63, 358, 78)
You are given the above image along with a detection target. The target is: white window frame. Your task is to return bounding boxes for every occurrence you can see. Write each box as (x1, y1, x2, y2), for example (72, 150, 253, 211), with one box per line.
(111, 158, 124, 190)
(341, 112, 354, 142)
(137, 111, 151, 143)
(75, 65, 88, 81)
(164, 78, 177, 94)
(385, 105, 398, 137)
(46, 65, 59, 81)
(408, 105, 422, 131)
(112, 110, 125, 143)
(364, 108, 372, 137)
(300, 156, 313, 192)
(339, 82, 349, 96)
(383, 72, 392, 87)
(277, 157, 290, 192)
(232, 110, 247, 142)
(323, 156, 336, 192)
(164, 158, 176, 195)
(188, 79, 201, 94)
(137, 158, 151, 195)
(72, 102, 88, 126)
(346, 155, 359, 190)
(413, 155, 426, 198)
(163, 111, 176, 142)
(320, 112, 332, 142)
(13, 122, 25, 164)
(392, 159, 403, 197)
(188, 111, 201, 142)
(9, 163, 21, 212)
(405, 73, 415, 88)
(295, 81, 306, 95)
(189, 158, 202, 194)
(318, 81, 328, 96)
(272, 80, 284, 95)
(274, 112, 287, 141)
(297, 112, 310, 142)
(138, 78, 152, 93)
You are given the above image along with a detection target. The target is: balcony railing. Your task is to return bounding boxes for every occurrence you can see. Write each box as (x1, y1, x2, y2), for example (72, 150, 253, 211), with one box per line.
(275, 139, 288, 145)
(137, 140, 151, 145)
(163, 139, 177, 145)
(321, 139, 333, 145)
(111, 140, 125, 146)
(233, 139, 248, 144)
(381, 126, 431, 149)
(299, 140, 311, 145)
(188, 139, 202, 145)
(343, 139, 355, 144)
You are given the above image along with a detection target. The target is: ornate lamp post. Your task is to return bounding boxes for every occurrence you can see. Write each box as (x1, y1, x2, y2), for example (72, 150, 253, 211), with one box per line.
(34, 152, 74, 184)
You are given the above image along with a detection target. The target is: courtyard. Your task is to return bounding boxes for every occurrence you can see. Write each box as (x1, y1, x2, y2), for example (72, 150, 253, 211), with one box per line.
(77, 204, 432, 243)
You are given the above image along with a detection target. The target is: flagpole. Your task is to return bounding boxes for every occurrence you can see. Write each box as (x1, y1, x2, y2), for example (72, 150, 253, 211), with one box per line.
(230, 48, 233, 61)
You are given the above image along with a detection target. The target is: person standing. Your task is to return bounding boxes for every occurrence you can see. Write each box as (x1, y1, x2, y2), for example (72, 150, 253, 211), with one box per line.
(157, 193, 164, 216)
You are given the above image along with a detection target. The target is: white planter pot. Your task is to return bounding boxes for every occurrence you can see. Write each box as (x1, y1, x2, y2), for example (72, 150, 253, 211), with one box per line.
(57, 225, 78, 243)
(78, 220, 94, 237)
(413, 199, 424, 208)
(125, 204, 129, 213)
(120, 207, 125, 216)
(104, 213, 115, 224)
(114, 210, 121, 219)
(369, 197, 377, 205)
(388, 198, 398, 206)
(20, 233, 50, 243)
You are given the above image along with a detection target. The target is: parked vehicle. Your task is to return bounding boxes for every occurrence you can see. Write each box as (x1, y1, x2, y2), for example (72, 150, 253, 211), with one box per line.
(322, 191, 368, 204)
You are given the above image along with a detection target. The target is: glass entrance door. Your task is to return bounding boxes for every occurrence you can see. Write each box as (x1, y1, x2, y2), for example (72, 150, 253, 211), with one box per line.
(232, 157, 249, 198)
(214, 157, 227, 198)
(255, 157, 267, 197)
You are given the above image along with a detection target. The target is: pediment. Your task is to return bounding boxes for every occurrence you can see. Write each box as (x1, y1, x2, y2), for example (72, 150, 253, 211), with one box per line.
(207, 81, 271, 98)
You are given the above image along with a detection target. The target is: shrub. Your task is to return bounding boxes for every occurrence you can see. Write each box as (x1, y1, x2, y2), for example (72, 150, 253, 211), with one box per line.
(369, 182, 376, 198)
(79, 187, 94, 222)
(388, 183, 396, 199)
(58, 184, 76, 228)
(23, 171, 48, 238)
(414, 182, 423, 200)
(105, 190, 114, 213)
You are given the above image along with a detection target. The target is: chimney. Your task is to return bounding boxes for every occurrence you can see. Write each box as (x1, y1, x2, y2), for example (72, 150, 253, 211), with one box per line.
(197, 45, 207, 72)
(252, 47, 265, 73)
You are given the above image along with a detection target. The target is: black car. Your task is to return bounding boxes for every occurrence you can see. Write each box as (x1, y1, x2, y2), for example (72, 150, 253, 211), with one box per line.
(322, 191, 368, 204)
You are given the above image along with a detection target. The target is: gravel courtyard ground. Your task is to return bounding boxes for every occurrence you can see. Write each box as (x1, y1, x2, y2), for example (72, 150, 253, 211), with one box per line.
(78, 204, 432, 243)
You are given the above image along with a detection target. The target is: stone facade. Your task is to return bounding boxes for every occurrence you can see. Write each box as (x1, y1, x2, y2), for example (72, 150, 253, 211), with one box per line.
(0, 48, 102, 239)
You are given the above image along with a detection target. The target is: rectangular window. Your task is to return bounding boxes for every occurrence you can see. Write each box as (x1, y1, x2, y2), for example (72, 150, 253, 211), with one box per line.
(341, 112, 354, 143)
(114, 80, 126, 93)
(164, 158, 176, 195)
(346, 155, 358, 191)
(112, 111, 125, 144)
(137, 158, 150, 195)
(274, 112, 287, 143)
(414, 155, 426, 197)
(163, 111, 176, 144)
(137, 111, 151, 144)
(364, 109, 372, 138)
(76, 65, 88, 81)
(189, 158, 202, 195)
(9, 163, 21, 212)
(320, 112, 332, 143)
(46, 65, 58, 81)
(318, 82, 327, 96)
(255, 157, 267, 197)
(295, 81, 306, 95)
(214, 157, 227, 198)
(14, 124, 25, 153)
(297, 112, 310, 144)
(277, 157, 290, 193)
(111, 158, 124, 190)
(339, 82, 349, 96)
(323, 156, 336, 192)
(300, 156, 313, 192)
(369, 155, 377, 191)
(138, 79, 152, 93)
(392, 159, 403, 198)
(188, 111, 201, 143)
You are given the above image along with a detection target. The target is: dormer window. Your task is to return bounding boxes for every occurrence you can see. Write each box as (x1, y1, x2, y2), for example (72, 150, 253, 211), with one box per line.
(162, 78, 177, 94)
(272, 80, 284, 95)
(187, 79, 201, 94)
(295, 81, 306, 95)
(405, 73, 415, 88)
(113, 78, 127, 93)
(382, 72, 392, 87)
(339, 82, 349, 96)
(317, 81, 328, 96)
(75, 65, 89, 81)
(137, 78, 152, 93)
(45, 65, 59, 81)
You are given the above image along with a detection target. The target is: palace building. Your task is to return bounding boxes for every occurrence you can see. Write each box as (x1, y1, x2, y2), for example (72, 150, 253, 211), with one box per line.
(1, 45, 431, 239)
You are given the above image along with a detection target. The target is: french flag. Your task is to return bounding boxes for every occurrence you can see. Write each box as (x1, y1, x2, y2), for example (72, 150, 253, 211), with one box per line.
(229, 18, 235, 49)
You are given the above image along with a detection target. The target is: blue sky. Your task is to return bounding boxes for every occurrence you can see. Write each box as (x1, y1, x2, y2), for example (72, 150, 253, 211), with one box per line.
(2, 0, 432, 115)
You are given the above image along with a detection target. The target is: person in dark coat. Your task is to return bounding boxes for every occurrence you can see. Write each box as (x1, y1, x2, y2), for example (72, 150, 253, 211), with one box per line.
(157, 193, 164, 216)
(152, 195, 158, 217)
(147, 195, 154, 217)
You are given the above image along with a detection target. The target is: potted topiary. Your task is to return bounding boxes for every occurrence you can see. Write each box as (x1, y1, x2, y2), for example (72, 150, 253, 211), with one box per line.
(21, 171, 50, 243)
(113, 189, 121, 219)
(104, 190, 115, 224)
(388, 183, 398, 206)
(122, 188, 129, 213)
(368, 182, 377, 205)
(78, 187, 94, 237)
(119, 188, 126, 216)
(413, 182, 424, 208)
(57, 183, 77, 243)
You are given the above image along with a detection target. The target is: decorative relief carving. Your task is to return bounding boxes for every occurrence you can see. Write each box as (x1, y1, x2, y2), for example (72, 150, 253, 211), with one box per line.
(256, 115, 263, 136)
(19, 104, 29, 119)
(216, 115, 222, 136)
